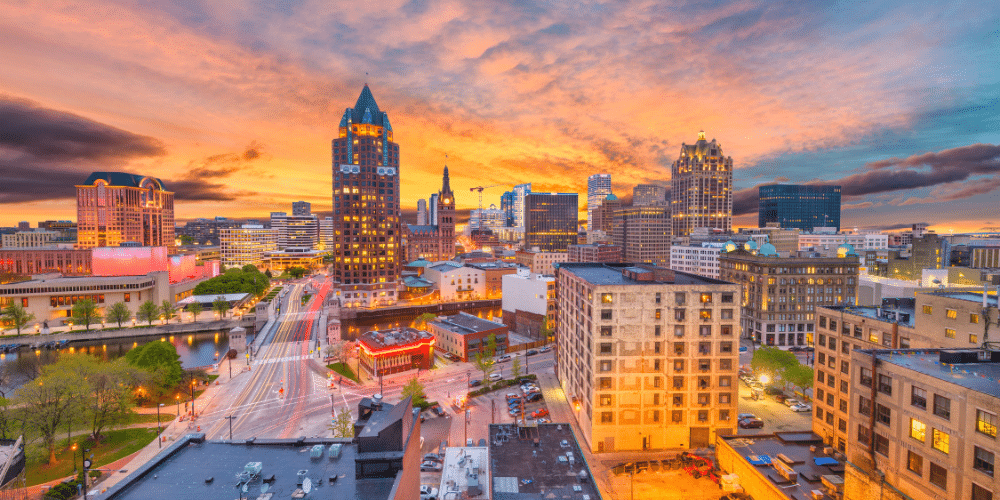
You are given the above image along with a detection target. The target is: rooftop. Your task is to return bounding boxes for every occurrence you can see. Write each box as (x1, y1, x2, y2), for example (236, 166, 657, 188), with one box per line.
(489, 423, 600, 500)
(99, 435, 395, 500)
(438, 447, 491, 500)
(720, 432, 843, 500)
(924, 290, 999, 307)
(860, 349, 1000, 400)
(559, 263, 732, 286)
(359, 327, 434, 350)
(430, 312, 506, 336)
(820, 300, 917, 328)
(0, 273, 157, 291)
(81, 172, 166, 190)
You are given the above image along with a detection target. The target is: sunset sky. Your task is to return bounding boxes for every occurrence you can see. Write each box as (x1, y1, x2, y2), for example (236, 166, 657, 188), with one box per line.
(2, 1, 999, 231)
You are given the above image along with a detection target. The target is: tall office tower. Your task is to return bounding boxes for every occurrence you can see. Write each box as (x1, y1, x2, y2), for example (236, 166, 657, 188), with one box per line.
(524, 192, 578, 252)
(670, 131, 733, 236)
(633, 184, 669, 207)
(556, 263, 740, 452)
(292, 201, 312, 216)
(220, 224, 277, 269)
(429, 193, 439, 229)
(76, 172, 176, 252)
(319, 217, 334, 251)
(587, 174, 613, 231)
(513, 183, 532, 229)
(416, 199, 427, 225)
(270, 211, 320, 251)
(500, 191, 515, 227)
(758, 185, 841, 231)
(611, 206, 671, 266)
(330, 85, 401, 308)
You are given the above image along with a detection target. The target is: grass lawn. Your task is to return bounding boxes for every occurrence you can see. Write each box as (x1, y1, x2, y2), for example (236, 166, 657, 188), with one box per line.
(26, 427, 159, 486)
(327, 362, 359, 382)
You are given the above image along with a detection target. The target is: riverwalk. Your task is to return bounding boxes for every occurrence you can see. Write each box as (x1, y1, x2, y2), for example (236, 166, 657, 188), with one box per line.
(0, 318, 254, 347)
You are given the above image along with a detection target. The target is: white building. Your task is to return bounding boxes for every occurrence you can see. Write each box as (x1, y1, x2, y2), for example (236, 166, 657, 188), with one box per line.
(669, 242, 724, 279)
(467, 205, 507, 233)
(501, 269, 555, 337)
(587, 173, 612, 232)
(1, 230, 59, 248)
(799, 232, 889, 254)
(512, 183, 531, 229)
(319, 217, 334, 251)
(220, 224, 277, 269)
(422, 261, 485, 301)
(270, 212, 320, 251)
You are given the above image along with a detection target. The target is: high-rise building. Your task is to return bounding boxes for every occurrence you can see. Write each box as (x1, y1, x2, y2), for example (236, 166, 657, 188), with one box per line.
(416, 199, 427, 225)
(319, 217, 334, 251)
(633, 184, 669, 207)
(556, 263, 740, 452)
(670, 131, 733, 236)
(405, 167, 456, 262)
(76, 172, 176, 252)
(512, 183, 532, 229)
(524, 192, 577, 252)
(719, 244, 860, 348)
(292, 201, 312, 217)
(612, 206, 671, 266)
(500, 191, 515, 227)
(331, 85, 401, 308)
(591, 193, 623, 239)
(758, 184, 841, 231)
(468, 204, 506, 233)
(269, 211, 320, 251)
(587, 174, 612, 232)
(220, 224, 277, 269)
(429, 193, 439, 228)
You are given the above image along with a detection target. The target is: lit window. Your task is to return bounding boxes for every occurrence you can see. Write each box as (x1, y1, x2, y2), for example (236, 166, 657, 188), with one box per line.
(946, 309, 957, 319)
(977, 409, 998, 437)
(910, 419, 926, 442)
(945, 328, 956, 339)
(932, 429, 949, 454)
(601, 293, 613, 304)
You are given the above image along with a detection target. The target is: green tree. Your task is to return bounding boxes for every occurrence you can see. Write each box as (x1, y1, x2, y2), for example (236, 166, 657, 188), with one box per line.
(540, 324, 554, 346)
(1, 304, 35, 335)
(241, 264, 258, 273)
(0, 397, 15, 439)
(187, 302, 203, 322)
(193, 267, 270, 297)
(473, 332, 498, 384)
(264, 269, 273, 278)
(160, 300, 177, 323)
(212, 297, 230, 319)
(71, 298, 102, 331)
(136, 300, 160, 326)
(125, 341, 183, 390)
(510, 356, 522, 381)
(105, 302, 131, 328)
(329, 406, 354, 438)
(288, 266, 307, 279)
(751, 346, 798, 381)
(401, 377, 428, 408)
(784, 363, 815, 393)
(14, 355, 88, 463)
(85, 358, 145, 439)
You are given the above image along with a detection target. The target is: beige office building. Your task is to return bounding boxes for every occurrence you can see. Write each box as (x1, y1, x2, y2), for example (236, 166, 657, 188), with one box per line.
(220, 225, 277, 269)
(514, 249, 568, 276)
(847, 348, 999, 500)
(1, 231, 59, 248)
(556, 263, 740, 453)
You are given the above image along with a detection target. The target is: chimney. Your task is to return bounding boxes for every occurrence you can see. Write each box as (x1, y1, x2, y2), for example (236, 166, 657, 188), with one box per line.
(373, 394, 383, 409)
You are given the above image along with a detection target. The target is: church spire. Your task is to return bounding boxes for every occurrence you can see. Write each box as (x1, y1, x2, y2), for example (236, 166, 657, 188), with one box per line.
(442, 163, 452, 194)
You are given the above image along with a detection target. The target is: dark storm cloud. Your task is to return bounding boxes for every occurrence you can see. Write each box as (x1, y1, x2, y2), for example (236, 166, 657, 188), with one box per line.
(0, 164, 91, 203)
(168, 143, 265, 201)
(0, 95, 165, 160)
(732, 143, 1000, 215)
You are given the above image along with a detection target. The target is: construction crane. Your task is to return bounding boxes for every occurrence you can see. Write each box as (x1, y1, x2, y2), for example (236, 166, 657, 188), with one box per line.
(469, 184, 507, 230)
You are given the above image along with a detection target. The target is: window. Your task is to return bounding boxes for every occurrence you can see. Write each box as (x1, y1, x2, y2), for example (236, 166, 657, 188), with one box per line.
(721, 293, 733, 303)
(945, 328, 956, 339)
(971, 334, 979, 344)
(699, 325, 712, 337)
(817, 370, 825, 383)
(673, 394, 683, 406)
(841, 360, 849, 374)
(601, 309, 613, 320)
(600, 412, 614, 423)
(673, 376, 684, 389)
(912, 386, 927, 409)
(600, 326, 612, 337)
(839, 399, 848, 412)
(929, 462, 947, 490)
(599, 377, 613, 389)
(874, 433, 889, 456)
(672, 410, 683, 422)
(839, 418, 847, 432)
(933, 395, 951, 420)
(599, 343, 613, 354)
(907, 451, 923, 475)
(655, 292, 661, 304)
(932, 429, 949, 454)
(878, 374, 892, 395)
(720, 410, 730, 421)
(819, 316, 827, 328)
(698, 410, 708, 422)
(859, 395, 872, 416)
(972, 484, 993, 500)
(876, 404, 891, 425)
(675, 292, 686, 305)
(975, 447, 995, 476)
(601, 293, 613, 304)
(654, 325, 661, 337)
(971, 313, 980, 324)
(721, 309, 733, 319)
(124, 293, 130, 302)
(946, 309, 957, 319)
(719, 376, 731, 387)
(857, 425, 871, 446)
(700, 309, 712, 320)
(675, 309, 685, 321)
(719, 393, 730, 404)
(859, 367, 872, 387)
(655, 309, 661, 319)
(600, 361, 613, 372)
(923, 305, 933, 315)
(910, 419, 926, 441)
(674, 325, 685, 337)
(978, 409, 998, 437)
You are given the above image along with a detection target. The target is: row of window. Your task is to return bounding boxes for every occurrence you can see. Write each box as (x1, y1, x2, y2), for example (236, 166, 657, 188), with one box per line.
(601, 292, 734, 305)
(597, 341, 735, 356)
(923, 305, 981, 324)
(597, 409, 731, 425)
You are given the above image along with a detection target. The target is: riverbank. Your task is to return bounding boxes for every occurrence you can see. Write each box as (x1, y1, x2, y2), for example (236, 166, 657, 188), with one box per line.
(0, 318, 255, 347)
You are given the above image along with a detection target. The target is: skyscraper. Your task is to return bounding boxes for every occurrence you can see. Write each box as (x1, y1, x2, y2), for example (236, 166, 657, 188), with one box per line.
(612, 206, 671, 266)
(524, 192, 578, 252)
(500, 191, 515, 227)
(331, 85, 400, 308)
(670, 131, 733, 236)
(633, 184, 669, 207)
(586, 174, 612, 231)
(416, 199, 427, 225)
(76, 172, 175, 252)
(292, 201, 312, 216)
(512, 183, 532, 229)
(757, 184, 841, 231)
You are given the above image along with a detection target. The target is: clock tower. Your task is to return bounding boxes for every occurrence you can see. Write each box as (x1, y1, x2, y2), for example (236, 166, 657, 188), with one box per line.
(436, 165, 456, 259)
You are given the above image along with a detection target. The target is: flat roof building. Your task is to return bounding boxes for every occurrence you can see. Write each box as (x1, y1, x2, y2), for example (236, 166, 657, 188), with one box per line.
(758, 184, 842, 231)
(428, 312, 508, 362)
(716, 432, 845, 500)
(488, 423, 601, 500)
(524, 193, 578, 252)
(357, 327, 436, 378)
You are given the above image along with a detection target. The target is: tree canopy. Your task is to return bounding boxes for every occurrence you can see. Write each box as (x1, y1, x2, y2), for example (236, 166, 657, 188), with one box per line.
(105, 302, 130, 328)
(71, 298, 102, 331)
(473, 333, 498, 384)
(401, 377, 428, 408)
(750, 347, 798, 378)
(125, 341, 183, 389)
(193, 266, 270, 297)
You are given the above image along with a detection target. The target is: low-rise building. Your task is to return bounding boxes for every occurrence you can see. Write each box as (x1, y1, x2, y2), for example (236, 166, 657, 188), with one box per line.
(556, 263, 740, 452)
(466, 261, 519, 299)
(357, 327, 436, 378)
(438, 445, 490, 500)
(0, 247, 93, 275)
(669, 242, 724, 279)
(567, 243, 622, 263)
(422, 262, 485, 301)
(514, 249, 567, 276)
(716, 432, 845, 500)
(488, 423, 601, 500)
(263, 250, 324, 274)
(799, 232, 889, 254)
(846, 348, 1000, 500)
(501, 269, 555, 339)
(1, 230, 60, 248)
(428, 312, 508, 362)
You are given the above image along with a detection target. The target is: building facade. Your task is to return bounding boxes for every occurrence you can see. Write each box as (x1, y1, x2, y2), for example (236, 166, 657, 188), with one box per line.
(612, 206, 671, 266)
(719, 246, 860, 347)
(758, 184, 842, 231)
(220, 225, 277, 269)
(427, 312, 508, 362)
(357, 327, 435, 377)
(587, 174, 612, 232)
(0, 247, 92, 276)
(846, 348, 1000, 500)
(331, 85, 401, 308)
(1, 231, 59, 248)
(501, 269, 555, 338)
(670, 131, 733, 236)
(416, 198, 427, 226)
(524, 193, 578, 252)
(798, 231, 889, 254)
(514, 249, 568, 276)
(270, 211, 320, 251)
(421, 262, 485, 301)
(669, 243, 724, 279)
(556, 263, 740, 452)
(468, 205, 506, 233)
(568, 243, 623, 263)
(633, 184, 669, 207)
(405, 167, 456, 263)
(512, 184, 532, 229)
(292, 201, 311, 216)
(76, 172, 176, 252)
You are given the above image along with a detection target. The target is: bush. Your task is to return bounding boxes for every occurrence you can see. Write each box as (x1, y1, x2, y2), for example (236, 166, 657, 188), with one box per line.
(415, 400, 438, 412)
(43, 479, 82, 500)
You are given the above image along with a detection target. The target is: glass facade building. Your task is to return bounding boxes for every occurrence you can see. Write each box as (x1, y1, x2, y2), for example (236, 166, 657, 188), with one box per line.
(524, 193, 578, 252)
(757, 185, 841, 231)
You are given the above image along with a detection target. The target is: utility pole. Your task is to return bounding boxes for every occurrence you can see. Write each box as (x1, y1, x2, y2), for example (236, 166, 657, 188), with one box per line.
(226, 415, 237, 440)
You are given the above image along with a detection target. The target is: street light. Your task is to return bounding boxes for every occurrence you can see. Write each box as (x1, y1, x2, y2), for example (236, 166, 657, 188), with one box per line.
(175, 394, 180, 417)
(71, 442, 78, 474)
(156, 404, 164, 448)
(190, 378, 197, 418)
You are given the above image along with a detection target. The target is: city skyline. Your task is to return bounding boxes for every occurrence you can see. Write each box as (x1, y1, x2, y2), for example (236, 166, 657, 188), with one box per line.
(2, 1, 999, 231)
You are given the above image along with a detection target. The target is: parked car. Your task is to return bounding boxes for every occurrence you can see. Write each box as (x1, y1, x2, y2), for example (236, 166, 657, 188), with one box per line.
(508, 407, 522, 416)
(525, 392, 544, 403)
(536, 417, 552, 423)
(739, 346, 748, 352)
(531, 408, 549, 418)
(489, 373, 503, 381)
(469, 379, 482, 388)
(739, 418, 764, 429)
(420, 485, 439, 500)
(507, 399, 523, 408)
(788, 346, 804, 352)
(784, 398, 802, 407)
(496, 354, 512, 363)
(443, 352, 461, 361)
(774, 394, 789, 403)
(790, 403, 812, 413)
(431, 405, 446, 417)
(420, 461, 443, 472)
(423, 453, 443, 463)
(526, 349, 539, 356)
(506, 393, 520, 401)
(538, 346, 552, 353)
(737, 413, 757, 422)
